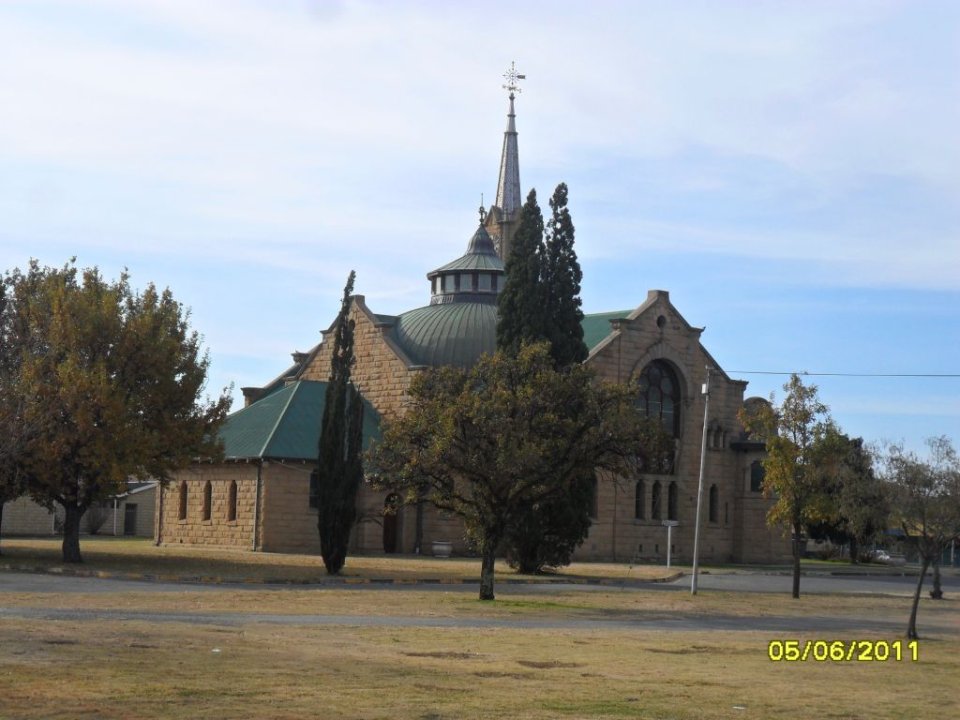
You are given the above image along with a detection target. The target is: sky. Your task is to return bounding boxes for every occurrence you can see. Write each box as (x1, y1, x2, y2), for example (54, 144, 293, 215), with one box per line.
(1, 0, 958, 455)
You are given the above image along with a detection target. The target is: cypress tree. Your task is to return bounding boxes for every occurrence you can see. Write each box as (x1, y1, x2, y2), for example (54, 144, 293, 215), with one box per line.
(543, 182, 588, 368)
(496, 189, 547, 355)
(496, 183, 593, 573)
(317, 270, 364, 575)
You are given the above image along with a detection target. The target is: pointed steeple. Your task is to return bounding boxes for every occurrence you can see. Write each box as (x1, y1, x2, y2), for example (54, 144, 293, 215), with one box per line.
(487, 62, 524, 261)
(495, 91, 521, 221)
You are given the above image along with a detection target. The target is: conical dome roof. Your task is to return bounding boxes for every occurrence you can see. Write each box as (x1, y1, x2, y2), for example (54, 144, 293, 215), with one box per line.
(428, 224, 504, 277)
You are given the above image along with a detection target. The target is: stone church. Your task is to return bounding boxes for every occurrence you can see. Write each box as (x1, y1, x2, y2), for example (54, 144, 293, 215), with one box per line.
(157, 75, 790, 565)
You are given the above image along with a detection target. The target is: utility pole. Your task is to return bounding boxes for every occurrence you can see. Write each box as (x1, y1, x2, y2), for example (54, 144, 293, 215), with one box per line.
(691, 367, 711, 595)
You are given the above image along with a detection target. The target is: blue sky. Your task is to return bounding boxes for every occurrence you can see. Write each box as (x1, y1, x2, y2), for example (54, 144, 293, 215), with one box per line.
(1, 0, 957, 453)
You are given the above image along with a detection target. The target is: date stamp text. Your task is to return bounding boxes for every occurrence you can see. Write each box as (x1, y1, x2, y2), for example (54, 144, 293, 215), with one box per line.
(767, 639, 919, 662)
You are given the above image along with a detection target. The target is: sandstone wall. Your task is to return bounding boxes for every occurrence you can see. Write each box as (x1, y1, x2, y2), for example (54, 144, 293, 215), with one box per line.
(158, 465, 259, 549)
(579, 290, 789, 564)
(298, 296, 417, 421)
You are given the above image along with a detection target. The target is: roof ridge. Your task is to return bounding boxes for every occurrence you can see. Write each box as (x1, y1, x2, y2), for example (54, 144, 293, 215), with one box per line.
(260, 381, 301, 458)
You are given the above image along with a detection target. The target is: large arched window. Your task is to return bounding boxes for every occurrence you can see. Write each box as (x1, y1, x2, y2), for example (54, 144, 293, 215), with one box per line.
(634, 480, 645, 520)
(667, 481, 678, 521)
(637, 361, 681, 438)
(651, 481, 662, 520)
(178, 482, 187, 521)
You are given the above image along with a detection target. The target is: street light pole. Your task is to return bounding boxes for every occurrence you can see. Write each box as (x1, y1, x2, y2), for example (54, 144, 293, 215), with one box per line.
(691, 367, 711, 595)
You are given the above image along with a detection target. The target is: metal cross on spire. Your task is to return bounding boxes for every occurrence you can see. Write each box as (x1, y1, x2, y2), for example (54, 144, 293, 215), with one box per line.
(502, 61, 525, 97)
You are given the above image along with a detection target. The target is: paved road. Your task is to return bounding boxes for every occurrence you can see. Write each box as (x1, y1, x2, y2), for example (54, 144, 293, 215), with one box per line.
(1, 570, 957, 635)
(1, 568, 957, 597)
(662, 570, 960, 596)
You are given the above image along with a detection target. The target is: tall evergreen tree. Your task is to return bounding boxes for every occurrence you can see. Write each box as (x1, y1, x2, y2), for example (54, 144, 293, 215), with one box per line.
(496, 189, 546, 355)
(497, 184, 594, 572)
(543, 182, 588, 368)
(317, 271, 365, 575)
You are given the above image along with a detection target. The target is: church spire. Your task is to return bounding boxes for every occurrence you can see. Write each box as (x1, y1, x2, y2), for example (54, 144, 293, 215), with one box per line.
(488, 62, 524, 261)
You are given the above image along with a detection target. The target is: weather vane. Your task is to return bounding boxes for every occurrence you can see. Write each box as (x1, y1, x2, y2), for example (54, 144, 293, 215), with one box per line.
(502, 61, 525, 96)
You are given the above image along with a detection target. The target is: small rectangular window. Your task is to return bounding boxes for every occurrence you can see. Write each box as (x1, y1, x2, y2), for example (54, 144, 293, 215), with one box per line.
(478, 273, 491, 291)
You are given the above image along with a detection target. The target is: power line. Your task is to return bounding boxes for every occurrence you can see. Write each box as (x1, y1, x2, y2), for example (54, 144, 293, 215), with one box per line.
(728, 371, 960, 378)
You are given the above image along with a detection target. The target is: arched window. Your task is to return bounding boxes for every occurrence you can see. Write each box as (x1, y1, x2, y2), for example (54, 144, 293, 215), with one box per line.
(309, 470, 319, 509)
(709, 484, 719, 523)
(227, 480, 237, 522)
(651, 481, 662, 520)
(750, 461, 765, 492)
(178, 482, 187, 520)
(667, 481, 678, 521)
(634, 480, 645, 520)
(637, 361, 681, 438)
(202, 480, 212, 521)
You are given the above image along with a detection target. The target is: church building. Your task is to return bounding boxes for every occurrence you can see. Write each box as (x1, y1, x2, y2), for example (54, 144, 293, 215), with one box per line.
(157, 69, 790, 564)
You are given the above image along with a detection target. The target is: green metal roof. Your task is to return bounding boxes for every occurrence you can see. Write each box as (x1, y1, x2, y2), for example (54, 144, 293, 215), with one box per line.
(392, 302, 499, 368)
(428, 224, 505, 277)
(390, 305, 629, 368)
(429, 253, 504, 275)
(581, 310, 631, 352)
(220, 380, 381, 461)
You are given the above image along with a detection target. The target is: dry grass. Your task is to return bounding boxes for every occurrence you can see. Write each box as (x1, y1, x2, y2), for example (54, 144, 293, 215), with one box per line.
(0, 614, 956, 720)
(2, 537, 956, 719)
(0, 536, 675, 583)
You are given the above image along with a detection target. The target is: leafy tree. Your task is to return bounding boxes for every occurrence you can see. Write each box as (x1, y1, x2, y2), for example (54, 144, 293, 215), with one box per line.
(4, 260, 230, 563)
(884, 437, 960, 639)
(317, 271, 365, 575)
(496, 189, 546, 355)
(370, 343, 664, 600)
(740, 374, 841, 598)
(0, 280, 30, 552)
(807, 436, 890, 563)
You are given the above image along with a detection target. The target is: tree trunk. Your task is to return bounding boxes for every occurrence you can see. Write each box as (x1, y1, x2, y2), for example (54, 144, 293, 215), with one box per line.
(62, 502, 85, 563)
(930, 557, 943, 600)
(479, 538, 498, 601)
(907, 556, 930, 640)
(792, 522, 802, 599)
(849, 537, 859, 565)
(0, 500, 5, 556)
